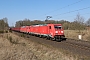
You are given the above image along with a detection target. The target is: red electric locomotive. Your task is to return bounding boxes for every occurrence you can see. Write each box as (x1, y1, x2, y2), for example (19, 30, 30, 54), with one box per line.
(27, 24, 65, 41)
(47, 24, 65, 41)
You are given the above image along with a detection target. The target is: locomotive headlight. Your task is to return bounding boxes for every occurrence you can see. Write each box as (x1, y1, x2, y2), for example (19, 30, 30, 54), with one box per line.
(61, 31, 63, 33)
(55, 31, 58, 33)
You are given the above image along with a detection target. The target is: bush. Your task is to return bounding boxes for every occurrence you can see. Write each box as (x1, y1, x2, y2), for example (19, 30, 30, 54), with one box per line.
(5, 30, 8, 33)
(0, 31, 4, 33)
(0, 30, 9, 33)
(8, 36, 13, 43)
(21, 34, 25, 37)
(9, 30, 12, 33)
(86, 35, 90, 41)
(8, 36, 18, 44)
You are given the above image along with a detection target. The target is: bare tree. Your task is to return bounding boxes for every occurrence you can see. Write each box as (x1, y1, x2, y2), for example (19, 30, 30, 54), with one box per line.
(74, 13, 84, 24)
(86, 18, 90, 26)
(0, 18, 9, 31)
(74, 13, 85, 34)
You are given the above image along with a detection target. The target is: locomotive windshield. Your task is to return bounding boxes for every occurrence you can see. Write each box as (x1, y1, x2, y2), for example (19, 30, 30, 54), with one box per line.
(54, 25, 62, 29)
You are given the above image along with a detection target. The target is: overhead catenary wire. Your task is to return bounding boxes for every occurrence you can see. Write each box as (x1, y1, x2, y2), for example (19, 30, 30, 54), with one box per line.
(33, 0, 84, 19)
(56, 13, 90, 20)
(52, 6, 90, 17)
(45, 0, 84, 15)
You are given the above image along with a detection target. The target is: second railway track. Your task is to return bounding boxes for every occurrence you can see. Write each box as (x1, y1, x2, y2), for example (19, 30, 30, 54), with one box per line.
(64, 39, 90, 51)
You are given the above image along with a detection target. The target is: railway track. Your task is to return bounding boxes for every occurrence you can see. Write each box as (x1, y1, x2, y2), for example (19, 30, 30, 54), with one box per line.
(61, 40, 90, 56)
(13, 31, 90, 57)
(64, 39, 90, 51)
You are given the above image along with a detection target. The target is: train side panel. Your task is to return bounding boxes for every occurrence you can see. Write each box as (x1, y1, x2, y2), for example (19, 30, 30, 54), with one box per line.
(26, 26, 31, 33)
(39, 26, 48, 36)
(20, 26, 27, 33)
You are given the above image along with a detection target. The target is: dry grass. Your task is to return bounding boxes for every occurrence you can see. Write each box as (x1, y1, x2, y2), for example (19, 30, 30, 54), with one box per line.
(0, 33, 38, 60)
(64, 30, 90, 41)
(0, 33, 89, 60)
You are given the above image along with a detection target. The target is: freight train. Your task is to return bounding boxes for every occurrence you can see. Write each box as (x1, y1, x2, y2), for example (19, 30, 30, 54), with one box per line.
(10, 24, 65, 41)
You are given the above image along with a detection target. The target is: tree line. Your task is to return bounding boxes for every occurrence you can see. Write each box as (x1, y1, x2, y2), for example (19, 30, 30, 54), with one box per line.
(15, 19, 86, 30)
(15, 13, 88, 30)
(0, 18, 9, 31)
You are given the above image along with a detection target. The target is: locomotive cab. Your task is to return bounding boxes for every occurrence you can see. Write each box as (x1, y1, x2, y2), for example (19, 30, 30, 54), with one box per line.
(47, 24, 65, 41)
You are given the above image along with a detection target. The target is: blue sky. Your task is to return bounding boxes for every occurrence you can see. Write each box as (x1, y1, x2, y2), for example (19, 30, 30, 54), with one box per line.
(0, 0, 90, 26)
